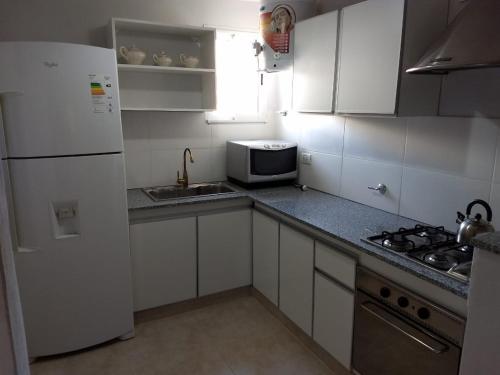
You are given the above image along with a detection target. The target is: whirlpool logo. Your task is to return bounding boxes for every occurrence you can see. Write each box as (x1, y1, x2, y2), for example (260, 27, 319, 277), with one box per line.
(43, 61, 59, 68)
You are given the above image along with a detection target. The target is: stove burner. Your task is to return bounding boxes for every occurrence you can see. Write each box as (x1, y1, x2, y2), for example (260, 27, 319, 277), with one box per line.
(363, 224, 473, 281)
(424, 252, 459, 270)
(382, 238, 413, 251)
(381, 231, 414, 252)
(415, 225, 452, 243)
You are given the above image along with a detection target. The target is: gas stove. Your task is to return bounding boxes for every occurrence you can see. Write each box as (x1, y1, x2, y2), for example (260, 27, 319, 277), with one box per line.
(363, 225, 472, 282)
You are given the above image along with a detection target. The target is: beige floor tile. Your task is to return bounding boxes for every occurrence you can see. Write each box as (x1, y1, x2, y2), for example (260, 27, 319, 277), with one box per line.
(31, 296, 335, 375)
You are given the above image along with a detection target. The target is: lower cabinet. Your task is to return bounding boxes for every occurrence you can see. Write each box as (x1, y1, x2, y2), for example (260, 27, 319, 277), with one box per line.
(130, 207, 356, 369)
(279, 224, 314, 335)
(198, 209, 252, 296)
(313, 241, 356, 370)
(129, 217, 197, 311)
(252, 210, 279, 305)
(313, 272, 355, 369)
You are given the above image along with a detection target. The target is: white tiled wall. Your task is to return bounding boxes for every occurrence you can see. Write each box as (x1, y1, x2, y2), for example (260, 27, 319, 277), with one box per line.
(300, 152, 343, 195)
(277, 113, 500, 230)
(121, 111, 275, 189)
(340, 157, 403, 214)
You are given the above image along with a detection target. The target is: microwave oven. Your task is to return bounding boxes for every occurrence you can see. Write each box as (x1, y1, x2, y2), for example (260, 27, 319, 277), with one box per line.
(226, 140, 298, 186)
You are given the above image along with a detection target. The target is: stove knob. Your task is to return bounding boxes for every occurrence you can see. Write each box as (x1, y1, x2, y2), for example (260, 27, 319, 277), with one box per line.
(418, 307, 430, 320)
(380, 287, 391, 298)
(398, 296, 409, 308)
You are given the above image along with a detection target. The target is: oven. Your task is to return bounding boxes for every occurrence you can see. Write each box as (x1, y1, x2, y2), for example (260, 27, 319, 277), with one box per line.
(352, 268, 465, 375)
(226, 140, 297, 186)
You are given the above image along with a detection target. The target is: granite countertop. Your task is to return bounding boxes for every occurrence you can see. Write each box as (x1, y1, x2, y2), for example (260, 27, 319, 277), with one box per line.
(472, 232, 500, 255)
(127, 185, 468, 298)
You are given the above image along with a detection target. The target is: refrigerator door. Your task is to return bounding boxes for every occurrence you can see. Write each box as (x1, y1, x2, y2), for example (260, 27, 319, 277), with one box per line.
(0, 42, 123, 158)
(8, 154, 133, 357)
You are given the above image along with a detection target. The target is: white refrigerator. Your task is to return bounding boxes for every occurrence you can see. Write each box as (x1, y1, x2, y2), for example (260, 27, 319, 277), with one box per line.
(0, 42, 134, 358)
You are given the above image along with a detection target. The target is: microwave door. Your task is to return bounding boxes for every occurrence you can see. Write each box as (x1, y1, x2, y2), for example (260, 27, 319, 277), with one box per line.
(249, 148, 297, 181)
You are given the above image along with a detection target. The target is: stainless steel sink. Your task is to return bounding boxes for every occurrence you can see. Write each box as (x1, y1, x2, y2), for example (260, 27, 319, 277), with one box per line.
(142, 183, 236, 201)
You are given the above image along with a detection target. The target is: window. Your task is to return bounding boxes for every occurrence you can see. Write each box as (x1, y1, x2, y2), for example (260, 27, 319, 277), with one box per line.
(205, 29, 265, 124)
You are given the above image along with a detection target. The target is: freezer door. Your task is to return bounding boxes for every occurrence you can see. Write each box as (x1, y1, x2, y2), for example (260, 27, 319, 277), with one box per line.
(0, 42, 123, 158)
(8, 154, 133, 357)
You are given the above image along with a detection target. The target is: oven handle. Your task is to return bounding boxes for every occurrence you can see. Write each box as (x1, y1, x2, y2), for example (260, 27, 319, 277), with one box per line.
(361, 301, 449, 355)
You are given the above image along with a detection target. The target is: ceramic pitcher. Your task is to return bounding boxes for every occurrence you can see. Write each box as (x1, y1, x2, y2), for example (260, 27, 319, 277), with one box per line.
(179, 54, 200, 68)
(119, 46, 146, 65)
(153, 51, 173, 66)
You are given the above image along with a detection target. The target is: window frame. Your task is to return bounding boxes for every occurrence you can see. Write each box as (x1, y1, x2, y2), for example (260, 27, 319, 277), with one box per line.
(204, 26, 266, 125)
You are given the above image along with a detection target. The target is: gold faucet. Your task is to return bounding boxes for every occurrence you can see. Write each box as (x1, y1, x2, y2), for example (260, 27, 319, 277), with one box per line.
(177, 148, 194, 188)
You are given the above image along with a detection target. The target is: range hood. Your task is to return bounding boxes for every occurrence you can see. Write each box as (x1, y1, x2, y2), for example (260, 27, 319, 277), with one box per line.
(407, 0, 500, 74)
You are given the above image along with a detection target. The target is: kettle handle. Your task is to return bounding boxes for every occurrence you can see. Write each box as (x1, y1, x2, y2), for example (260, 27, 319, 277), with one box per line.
(466, 199, 493, 222)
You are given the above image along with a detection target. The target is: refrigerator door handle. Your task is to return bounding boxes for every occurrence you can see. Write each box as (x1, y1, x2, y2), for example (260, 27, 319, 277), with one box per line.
(17, 247, 39, 253)
(9, 199, 41, 253)
(0, 91, 24, 96)
(1, 159, 40, 253)
(9, 198, 40, 253)
(0, 91, 25, 160)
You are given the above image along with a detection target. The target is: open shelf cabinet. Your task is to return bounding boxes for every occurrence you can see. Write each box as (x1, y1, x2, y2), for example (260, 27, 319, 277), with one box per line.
(109, 18, 216, 112)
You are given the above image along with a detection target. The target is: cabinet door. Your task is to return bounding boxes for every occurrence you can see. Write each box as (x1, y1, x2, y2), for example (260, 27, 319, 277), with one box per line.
(129, 217, 197, 311)
(253, 211, 279, 305)
(293, 11, 338, 113)
(336, 0, 405, 114)
(279, 225, 314, 335)
(314, 272, 354, 369)
(198, 209, 252, 296)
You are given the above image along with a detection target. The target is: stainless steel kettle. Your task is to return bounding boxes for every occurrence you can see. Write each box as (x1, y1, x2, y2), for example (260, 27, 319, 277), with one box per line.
(456, 199, 495, 244)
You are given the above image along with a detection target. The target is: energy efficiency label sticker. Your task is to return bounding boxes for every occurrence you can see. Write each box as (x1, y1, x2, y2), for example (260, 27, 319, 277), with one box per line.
(89, 74, 114, 114)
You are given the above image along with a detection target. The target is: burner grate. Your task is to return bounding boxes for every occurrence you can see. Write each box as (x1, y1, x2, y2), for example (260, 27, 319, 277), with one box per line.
(363, 224, 472, 281)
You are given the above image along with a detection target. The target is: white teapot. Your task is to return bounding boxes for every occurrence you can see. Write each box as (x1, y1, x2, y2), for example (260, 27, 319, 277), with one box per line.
(153, 51, 173, 67)
(119, 45, 146, 65)
(179, 54, 200, 68)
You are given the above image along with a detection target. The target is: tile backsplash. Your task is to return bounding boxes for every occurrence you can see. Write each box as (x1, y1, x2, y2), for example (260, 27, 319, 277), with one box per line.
(277, 113, 500, 231)
(121, 111, 275, 189)
(122, 104, 500, 232)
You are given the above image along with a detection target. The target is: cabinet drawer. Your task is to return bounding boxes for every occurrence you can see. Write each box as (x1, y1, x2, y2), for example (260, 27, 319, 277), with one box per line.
(315, 241, 356, 290)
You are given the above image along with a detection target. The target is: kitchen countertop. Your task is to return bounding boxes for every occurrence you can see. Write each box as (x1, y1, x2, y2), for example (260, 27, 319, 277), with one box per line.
(471, 232, 500, 255)
(127, 185, 469, 298)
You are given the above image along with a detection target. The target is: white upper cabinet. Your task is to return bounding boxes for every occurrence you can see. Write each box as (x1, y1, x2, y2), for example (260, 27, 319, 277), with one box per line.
(109, 18, 216, 112)
(335, 0, 449, 116)
(292, 11, 339, 113)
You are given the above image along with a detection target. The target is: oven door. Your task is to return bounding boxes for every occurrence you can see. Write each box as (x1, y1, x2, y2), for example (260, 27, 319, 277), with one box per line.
(352, 291, 461, 375)
(248, 147, 297, 182)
